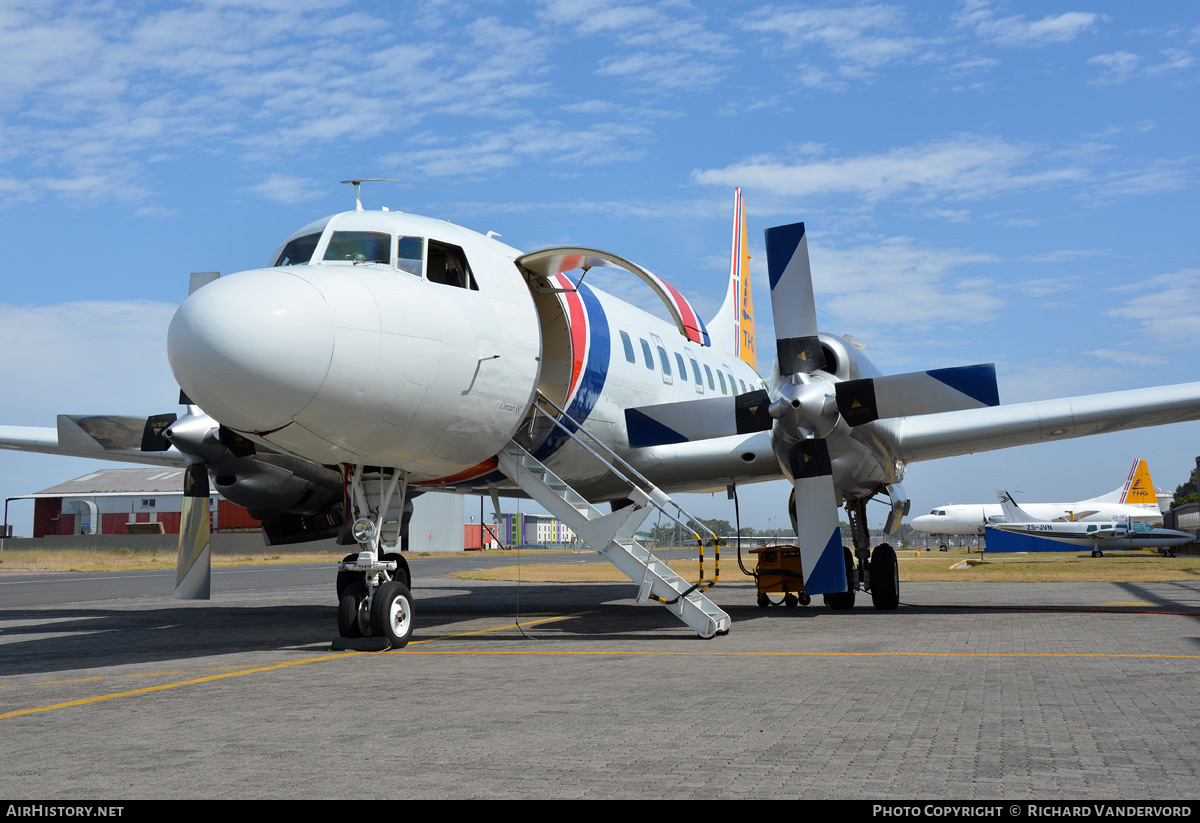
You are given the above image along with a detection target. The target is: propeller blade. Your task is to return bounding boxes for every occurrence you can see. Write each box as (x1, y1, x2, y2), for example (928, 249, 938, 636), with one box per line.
(217, 425, 256, 457)
(835, 364, 999, 426)
(175, 463, 212, 600)
(765, 222, 825, 375)
(787, 439, 846, 595)
(141, 413, 178, 452)
(624, 390, 772, 448)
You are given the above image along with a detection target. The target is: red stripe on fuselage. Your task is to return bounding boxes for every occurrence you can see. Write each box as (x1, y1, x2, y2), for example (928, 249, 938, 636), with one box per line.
(557, 273, 588, 404)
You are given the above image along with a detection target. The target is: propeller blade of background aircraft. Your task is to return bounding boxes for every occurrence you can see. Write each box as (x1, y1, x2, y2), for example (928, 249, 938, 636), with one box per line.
(623, 390, 771, 447)
(766, 222, 825, 375)
(787, 439, 847, 595)
(175, 463, 212, 600)
(834, 364, 999, 426)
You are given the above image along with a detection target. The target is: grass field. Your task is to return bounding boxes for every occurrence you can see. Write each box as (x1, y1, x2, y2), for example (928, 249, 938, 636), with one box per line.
(1, 546, 1196, 584)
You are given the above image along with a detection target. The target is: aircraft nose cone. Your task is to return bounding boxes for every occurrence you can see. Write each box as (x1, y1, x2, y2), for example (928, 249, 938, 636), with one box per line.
(168, 269, 334, 432)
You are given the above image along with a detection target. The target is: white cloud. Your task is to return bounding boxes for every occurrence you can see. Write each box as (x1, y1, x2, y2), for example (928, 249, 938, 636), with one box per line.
(811, 235, 1003, 329)
(1107, 269, 1200, 348)
(1086, 348, 1166, 367)
(539, 0, 733, 91)
(246, 174, 324, 205)
(955, 0, 1100, 48)
(741, 5, 930, 70)
(0, 300, 178, 422)
(387, 122, 652, 179)
(1087, 51, 1141, 85)
(692, 135, 1087, 203)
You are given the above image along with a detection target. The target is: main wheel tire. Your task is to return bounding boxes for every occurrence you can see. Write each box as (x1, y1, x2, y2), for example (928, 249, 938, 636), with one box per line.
(823, 547, 856, 610)
(870, 543, 900, 610)
(370, 580, 415, 648)
(337, 580, 369, 638)
(336, 553, 359, 601)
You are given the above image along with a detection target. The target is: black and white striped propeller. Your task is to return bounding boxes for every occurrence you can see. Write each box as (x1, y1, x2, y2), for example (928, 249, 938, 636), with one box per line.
(625, 220, 998, 596)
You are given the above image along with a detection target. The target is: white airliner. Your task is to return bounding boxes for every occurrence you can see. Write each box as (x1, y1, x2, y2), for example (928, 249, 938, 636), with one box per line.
(910, 458, 1168, 537)
(4, 183, 1200, 648)
(991, 490, 1192, 557)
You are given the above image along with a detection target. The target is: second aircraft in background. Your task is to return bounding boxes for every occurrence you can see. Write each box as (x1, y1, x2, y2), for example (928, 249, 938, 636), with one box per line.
(910, 459, 1169, 538)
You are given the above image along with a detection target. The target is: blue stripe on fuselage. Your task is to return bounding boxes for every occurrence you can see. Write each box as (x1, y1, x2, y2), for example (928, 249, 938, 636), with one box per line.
(532, 282, 610, 462)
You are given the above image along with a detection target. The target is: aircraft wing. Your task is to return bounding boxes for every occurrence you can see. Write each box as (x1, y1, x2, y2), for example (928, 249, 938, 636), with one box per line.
(1052, 510, 1099, 521)
(894, 382, 1200, 463)
(0, 416, 186, 467)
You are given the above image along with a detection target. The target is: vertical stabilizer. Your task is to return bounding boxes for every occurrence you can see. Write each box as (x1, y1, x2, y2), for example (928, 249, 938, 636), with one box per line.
(996, 489, 1039, 523)
(708, 188, 757, 370)
(1120, 458, 1159, 507)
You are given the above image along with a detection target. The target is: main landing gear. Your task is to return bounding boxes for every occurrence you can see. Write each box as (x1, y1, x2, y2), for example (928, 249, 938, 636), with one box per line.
(332, 466, 415, 650)
(843, 498, 901, 611)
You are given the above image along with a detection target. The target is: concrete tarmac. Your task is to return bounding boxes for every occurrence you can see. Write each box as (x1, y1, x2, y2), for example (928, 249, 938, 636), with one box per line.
(2, 563, 1199, 799)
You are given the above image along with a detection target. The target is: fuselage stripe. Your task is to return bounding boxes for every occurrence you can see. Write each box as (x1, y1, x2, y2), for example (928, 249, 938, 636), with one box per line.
(533, 282, 610, 461)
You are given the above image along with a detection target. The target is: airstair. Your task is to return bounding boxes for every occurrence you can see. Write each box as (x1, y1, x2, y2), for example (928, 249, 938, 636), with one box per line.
(495, 393, 731, 638)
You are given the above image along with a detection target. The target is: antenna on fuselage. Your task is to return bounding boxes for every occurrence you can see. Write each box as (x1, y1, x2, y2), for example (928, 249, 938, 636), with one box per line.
(340, 178, 402, 211)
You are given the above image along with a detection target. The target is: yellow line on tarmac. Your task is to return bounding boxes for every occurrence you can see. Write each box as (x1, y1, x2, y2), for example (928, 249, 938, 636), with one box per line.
(3, 655, 357, 719)
(118, 672, 188, 678)
(33, 677, 103, 685)
(1, 613, 584, 720)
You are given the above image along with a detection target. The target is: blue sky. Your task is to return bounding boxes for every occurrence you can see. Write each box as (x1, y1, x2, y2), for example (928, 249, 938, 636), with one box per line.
(1, 0, 1198, 536)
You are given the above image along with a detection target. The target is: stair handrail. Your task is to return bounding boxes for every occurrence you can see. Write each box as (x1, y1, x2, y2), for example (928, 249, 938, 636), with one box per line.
(530, 391, 721, 590)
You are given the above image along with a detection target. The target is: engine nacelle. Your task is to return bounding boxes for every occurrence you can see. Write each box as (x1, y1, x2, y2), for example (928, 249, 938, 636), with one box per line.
(211, 453, 343, 516)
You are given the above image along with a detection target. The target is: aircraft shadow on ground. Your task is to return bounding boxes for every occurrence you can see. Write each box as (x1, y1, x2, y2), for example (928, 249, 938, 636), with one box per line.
(6, 580, 1199, 677)
(0, 582, 747, 675)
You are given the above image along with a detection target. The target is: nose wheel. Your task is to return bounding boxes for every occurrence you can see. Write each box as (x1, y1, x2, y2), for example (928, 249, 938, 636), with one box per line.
(334, 466, 415, 649)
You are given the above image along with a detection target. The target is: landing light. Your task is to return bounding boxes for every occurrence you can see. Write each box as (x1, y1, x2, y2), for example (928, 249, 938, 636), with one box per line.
(352, 517, 375, 543)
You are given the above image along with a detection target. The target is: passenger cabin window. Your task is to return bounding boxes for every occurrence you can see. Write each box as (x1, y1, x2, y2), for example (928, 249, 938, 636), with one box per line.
(640, 339, 654, 369)
(674, 353, 687, 381)
(397, 236, 423, 276)
(620, 331, 635, 364)
(275, 233, 321, 266)
(324, 231, 391, 264)
(427, 240, 477, 290)
(717, 372, 727, 394)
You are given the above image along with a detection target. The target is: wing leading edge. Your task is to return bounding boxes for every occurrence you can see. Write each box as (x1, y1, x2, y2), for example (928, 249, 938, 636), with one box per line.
(894, 382, 1200, 463)
(0, 416, 186, 467)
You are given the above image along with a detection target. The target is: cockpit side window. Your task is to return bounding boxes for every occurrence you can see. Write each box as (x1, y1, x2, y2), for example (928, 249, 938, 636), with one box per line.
(427, 240, 478, 290)
(397, 236, 423, 276)
(274, 233, 321, 266)
(323, 231, 391, 264)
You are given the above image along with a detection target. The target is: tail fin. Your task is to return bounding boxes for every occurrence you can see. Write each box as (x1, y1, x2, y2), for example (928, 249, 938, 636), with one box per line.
(1120, 458, 1159, 507)
(708, 188, 757, 371)
(996, 489, 1039, 522)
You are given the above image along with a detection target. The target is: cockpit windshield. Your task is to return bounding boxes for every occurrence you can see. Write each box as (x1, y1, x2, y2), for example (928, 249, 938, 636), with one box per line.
(274, 233, 321, 266)
(323, 231, 391, 264)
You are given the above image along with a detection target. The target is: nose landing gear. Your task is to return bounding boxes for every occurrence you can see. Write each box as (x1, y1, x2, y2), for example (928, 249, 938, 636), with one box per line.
(332, 466, 415, 651)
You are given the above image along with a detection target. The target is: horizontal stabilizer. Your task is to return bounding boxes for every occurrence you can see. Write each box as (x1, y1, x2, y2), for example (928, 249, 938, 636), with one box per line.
(624, 390, 771, 448)
(836, 364, 998, 426)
